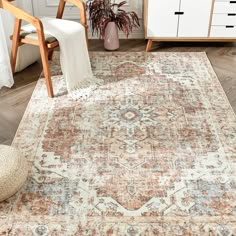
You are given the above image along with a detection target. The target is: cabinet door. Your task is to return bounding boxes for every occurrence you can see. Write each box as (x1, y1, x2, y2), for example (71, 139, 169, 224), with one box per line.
(147, 0, 180, 37)
(178, 0, 212, 37)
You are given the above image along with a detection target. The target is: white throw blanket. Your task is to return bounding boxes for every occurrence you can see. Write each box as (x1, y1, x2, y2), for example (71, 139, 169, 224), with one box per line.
(0, 10, 14, 89)
(22, 18, 102, 99)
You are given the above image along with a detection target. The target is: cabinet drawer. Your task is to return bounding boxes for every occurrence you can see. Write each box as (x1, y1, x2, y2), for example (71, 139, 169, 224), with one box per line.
(210, 25, 236, 37)
(214, 1, 236, 13)
(212, 13, 236, 25)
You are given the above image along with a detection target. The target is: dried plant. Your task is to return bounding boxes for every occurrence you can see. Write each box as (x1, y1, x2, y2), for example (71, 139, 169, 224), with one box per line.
(86, 0, 140, 39)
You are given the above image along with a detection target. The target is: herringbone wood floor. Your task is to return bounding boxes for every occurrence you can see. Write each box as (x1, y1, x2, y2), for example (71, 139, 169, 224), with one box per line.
(1, 40, 236, 145)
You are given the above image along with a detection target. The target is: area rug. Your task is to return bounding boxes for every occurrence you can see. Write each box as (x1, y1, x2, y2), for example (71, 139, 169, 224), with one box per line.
(1, 52, 236, 235)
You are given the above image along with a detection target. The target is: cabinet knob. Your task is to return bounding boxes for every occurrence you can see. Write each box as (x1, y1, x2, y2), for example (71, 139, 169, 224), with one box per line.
(174, 12, 184, 15)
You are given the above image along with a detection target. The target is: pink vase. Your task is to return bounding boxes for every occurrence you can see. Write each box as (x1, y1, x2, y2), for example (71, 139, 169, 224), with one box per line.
(104, 22, 119, 51)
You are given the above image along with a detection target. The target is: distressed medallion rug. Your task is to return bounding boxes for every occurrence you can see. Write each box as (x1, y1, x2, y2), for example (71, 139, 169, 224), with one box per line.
(1, 52, 236, 235)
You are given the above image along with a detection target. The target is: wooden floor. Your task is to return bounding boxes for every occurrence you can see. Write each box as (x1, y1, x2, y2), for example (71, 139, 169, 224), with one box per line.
(1, 39, 236, 145)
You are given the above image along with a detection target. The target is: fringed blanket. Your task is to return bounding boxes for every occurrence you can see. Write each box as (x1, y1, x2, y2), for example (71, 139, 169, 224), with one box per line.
(22, 18, 102, 99)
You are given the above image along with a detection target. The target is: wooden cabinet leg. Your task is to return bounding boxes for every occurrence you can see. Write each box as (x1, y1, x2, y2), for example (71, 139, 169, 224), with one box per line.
(146, 39, 153, 52)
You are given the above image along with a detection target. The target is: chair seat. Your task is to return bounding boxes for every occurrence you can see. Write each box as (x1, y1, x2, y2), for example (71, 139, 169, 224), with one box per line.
(20, 30, 57, 43)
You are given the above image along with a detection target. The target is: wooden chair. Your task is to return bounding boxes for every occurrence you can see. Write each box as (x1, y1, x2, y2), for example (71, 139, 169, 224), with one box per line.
(0, 0, 88, 98)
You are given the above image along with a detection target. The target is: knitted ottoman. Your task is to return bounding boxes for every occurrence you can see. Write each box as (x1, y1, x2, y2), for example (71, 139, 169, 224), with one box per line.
(0, 145, 28, 202)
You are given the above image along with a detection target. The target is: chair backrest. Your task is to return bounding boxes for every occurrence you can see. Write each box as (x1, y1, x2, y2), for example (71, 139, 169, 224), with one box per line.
(1, 0, 88, 45)
(56, 0, 88, 42)
(57, 0, 87, 28)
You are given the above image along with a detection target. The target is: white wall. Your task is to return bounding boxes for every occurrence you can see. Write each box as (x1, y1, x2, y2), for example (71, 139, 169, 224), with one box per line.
(32, 0, 144, 39)
(16, 0, 34, 14)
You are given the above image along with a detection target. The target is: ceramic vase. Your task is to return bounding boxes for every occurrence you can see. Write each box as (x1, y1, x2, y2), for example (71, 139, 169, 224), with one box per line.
(104, 22, 119, 51)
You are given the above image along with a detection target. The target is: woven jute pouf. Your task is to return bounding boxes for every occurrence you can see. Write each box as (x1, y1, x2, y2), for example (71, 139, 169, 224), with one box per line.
(0, 145, 28, 202)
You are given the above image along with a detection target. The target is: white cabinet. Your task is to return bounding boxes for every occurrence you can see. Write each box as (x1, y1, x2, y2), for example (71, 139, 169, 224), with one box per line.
(144, 0, 236, 51)
(146, 0, 212, 38)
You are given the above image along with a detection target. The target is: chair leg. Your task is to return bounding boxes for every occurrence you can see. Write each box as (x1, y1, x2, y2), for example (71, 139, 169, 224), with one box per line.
(48, 50, 54, 61)
(11, 19, 22, 74)
(37, 26, 54, 98)
(40, 47, 54, 98)
(38, 44, 54, 98)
